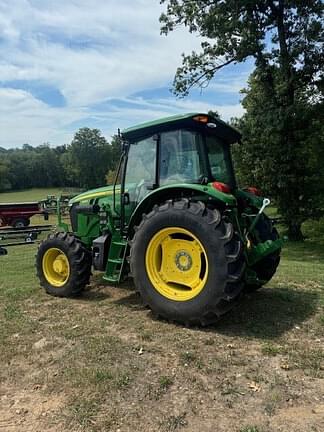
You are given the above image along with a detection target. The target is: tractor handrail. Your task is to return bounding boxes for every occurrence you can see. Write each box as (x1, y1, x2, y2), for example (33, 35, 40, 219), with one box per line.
(113, 150, 125, 217)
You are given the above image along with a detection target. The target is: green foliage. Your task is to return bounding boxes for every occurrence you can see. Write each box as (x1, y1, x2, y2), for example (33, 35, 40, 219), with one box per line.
(160, 0, 324, 239)
(0, 144, 68, 192)
(66, 128, 111, 189)
(232, 70, 324, 239)
(160, 1, 323, 97)
(0, 157, 11, 190)
(0, 129, 120, 192)
(105, 134, 122, 185)
(110, 134, 122, 167)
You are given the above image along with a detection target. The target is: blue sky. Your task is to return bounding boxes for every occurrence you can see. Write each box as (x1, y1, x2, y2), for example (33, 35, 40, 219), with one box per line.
(0, 0, 253, 148)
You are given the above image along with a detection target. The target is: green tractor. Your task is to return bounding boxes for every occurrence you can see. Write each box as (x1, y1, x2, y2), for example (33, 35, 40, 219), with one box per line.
(36, 113, 282, 325)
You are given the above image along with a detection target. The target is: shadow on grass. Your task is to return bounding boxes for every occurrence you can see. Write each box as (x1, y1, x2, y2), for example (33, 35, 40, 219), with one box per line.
(216, 286, 319, 339)
(110, 284, 319, 338)
(114, 292, 145, 310)
(81, 285, 111, 301)
(81, 268, 319, 338)
(81, 279, 136, 302)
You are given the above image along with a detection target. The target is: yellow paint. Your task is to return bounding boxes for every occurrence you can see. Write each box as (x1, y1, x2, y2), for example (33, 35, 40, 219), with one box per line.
(78, 189, 120, 202)
(42, 248, 70, 287)
(145, 227, 208, 301)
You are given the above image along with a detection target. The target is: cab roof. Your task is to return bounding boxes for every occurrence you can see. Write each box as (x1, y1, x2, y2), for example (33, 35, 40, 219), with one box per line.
(122, 112, 241, 144)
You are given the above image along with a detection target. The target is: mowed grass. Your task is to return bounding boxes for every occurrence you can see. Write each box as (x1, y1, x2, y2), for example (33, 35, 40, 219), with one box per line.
(0, 188, 63, 203)
(0, 190, 323, 431)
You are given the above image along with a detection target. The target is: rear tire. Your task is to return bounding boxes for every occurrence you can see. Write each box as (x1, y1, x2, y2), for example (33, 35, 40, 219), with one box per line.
(130, 199, 245, 326)
(245, 215, 281, 292)
(36, 232, 92, 297)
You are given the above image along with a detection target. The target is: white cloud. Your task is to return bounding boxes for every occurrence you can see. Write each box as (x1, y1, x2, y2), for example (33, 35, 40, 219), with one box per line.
(0, 0, 250, 148)
(0, 0, 202, 104)
(0, 88, 86, 147)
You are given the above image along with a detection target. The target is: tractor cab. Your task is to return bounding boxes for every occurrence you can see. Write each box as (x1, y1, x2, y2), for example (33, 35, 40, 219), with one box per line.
(120, 113, 239, 214)
(36, 112, 282, 326)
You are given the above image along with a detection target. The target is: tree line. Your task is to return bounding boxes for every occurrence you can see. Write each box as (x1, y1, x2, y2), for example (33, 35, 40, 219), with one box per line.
(0, 129, 121, 192)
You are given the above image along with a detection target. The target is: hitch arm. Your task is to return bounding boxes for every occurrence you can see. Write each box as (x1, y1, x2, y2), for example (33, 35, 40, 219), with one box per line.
(246, 198, 271, 238)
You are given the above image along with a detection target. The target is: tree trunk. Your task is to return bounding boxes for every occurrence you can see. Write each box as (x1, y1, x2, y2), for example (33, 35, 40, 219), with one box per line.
(287, 222, 304, 241)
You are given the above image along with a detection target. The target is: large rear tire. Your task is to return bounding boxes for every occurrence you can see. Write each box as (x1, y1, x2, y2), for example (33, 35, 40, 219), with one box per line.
(130, 199, 245, 326)
(245, 215, 281, 292)
(36, 232, 92, 297)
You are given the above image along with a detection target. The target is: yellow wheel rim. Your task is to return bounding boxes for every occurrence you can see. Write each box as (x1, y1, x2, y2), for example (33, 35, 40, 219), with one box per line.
(145, 227, 208, 301)
(42, 248, 70, 287)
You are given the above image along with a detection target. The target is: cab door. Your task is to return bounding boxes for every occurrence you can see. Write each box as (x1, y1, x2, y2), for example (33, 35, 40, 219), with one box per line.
(122, 135, 157, 223)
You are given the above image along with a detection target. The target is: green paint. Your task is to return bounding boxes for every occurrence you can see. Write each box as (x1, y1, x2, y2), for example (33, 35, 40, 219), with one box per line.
(122, 112, 199, 135)
(248, 238, 284, 266)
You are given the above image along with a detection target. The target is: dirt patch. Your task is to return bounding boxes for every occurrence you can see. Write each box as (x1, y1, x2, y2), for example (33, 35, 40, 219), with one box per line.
(0, 386, 65, 432)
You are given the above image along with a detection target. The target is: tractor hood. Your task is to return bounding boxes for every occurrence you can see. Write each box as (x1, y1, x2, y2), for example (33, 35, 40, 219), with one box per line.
(69, 185, 120, 206)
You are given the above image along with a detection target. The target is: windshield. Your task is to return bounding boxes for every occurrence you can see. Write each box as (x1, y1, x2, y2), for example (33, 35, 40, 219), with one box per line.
(206, 135, 235, 186)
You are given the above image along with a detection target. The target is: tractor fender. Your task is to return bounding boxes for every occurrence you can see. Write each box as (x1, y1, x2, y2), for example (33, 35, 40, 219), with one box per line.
(127, 183, 236, 236)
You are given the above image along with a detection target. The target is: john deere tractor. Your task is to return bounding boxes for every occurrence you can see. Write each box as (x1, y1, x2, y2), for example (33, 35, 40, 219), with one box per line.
(36, 113, 282, 325)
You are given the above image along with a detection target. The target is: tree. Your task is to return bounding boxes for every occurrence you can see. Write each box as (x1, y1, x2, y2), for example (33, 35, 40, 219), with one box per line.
(105, 134, 122, 185)
(2, 144, 67, 191)
(160, 0, 323, 239)
(67, 128, 111, 189)
(232, 71, 324, 238)
(0, 156, 11, 191)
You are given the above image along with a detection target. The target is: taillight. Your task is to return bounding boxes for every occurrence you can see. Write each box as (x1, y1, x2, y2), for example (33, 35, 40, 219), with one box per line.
(212, 182, 231, 194)
(246, 187, 262, 196)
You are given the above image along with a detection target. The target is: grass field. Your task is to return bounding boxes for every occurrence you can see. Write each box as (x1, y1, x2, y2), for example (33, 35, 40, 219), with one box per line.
(0, 190, 323, 432)
(0, 188, 63, 203)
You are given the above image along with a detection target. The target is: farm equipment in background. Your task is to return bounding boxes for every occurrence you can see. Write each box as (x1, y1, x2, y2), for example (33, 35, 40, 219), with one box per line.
(40, 195, 58, 210)
(0, 224, 53, 256)
(40, 189, 85, 214)
(36, 113, 283, 326)
(0, 202, 49, 228)
(0, 191, 84, 256)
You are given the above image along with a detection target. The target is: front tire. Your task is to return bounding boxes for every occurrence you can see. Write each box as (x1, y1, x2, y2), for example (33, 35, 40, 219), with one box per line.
(36, 232, 92, 297)
(130, 200, 245, 326)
